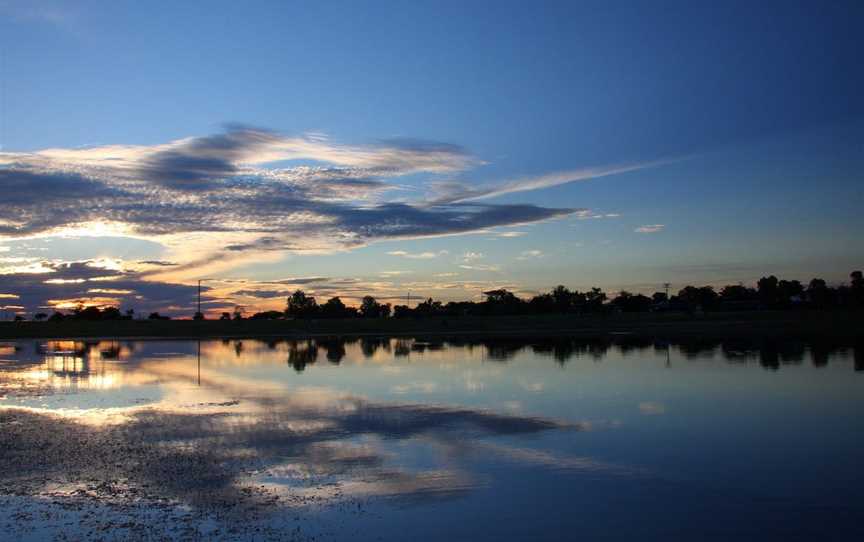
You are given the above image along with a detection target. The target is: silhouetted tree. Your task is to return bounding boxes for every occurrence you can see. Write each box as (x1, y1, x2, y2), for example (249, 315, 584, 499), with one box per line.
(777, 279, 804, 306)
(806, 278, 831, 308)
(483, 289, 525, 315)
(414, 298, 444, 317)
(677, 286, 718, 310)
(851, 270, 864, 307)
(101, 307, 123, 320)
(551, 285, 573, 312)
(757, 275, 780, 306)
(528, 293, 555, 314)
(584, 287, 607, 312)
(48, 312, 65, 322)
(286, 290, 319, 318)
(219, 312, 232, 321)
(321, 297, 352, 318)
(249, 310, 284, 320)
(611, 291, 653, 312)
(360, 296, 391, 318)
(652, 292, 668, 304)
(148, 312, 171, 320)
(34, 312, 48, 321)
(392, 304, 412, 318)
(719, 284, 757, 302)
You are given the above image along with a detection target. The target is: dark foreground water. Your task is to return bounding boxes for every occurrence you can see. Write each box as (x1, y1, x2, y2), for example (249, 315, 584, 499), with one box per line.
(1, 336, 862, 541)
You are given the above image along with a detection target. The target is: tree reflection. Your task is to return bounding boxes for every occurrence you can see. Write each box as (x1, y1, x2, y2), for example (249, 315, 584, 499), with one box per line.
(286, 340, 318, 372)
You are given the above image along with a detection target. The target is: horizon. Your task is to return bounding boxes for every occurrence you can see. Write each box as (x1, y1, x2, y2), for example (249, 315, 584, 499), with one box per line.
(2, 0, 863, 317)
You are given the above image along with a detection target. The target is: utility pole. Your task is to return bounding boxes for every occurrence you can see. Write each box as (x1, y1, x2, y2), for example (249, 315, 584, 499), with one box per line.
(406, 291, 411, 308)
(195, 279, 212, 320)
(663, 282, 671, 300)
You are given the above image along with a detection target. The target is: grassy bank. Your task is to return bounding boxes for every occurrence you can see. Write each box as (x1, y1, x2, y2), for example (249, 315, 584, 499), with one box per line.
(0, 310, 861, 342)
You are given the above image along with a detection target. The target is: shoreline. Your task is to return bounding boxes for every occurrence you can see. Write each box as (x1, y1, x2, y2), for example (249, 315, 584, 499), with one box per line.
(1, 311, 861, 343)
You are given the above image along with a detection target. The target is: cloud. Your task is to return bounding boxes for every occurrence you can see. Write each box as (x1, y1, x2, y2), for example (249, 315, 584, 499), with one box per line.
(0, 0, 76, 27)
(516, 250, 544, 260)
(492, 231, 527, 238)
(458, 264, 501, 272)
(634, 224, 665, 233)
(267, 277, 332, 285)
(0, 127, 577, 261)
(574, 210, 621, 220)
(386, 250, 448, 259)
(462, 251, 484, 262)
(137, 260, 178, 267)
(639, 402, 666, 415)
(1, 263, 537, 313)
(0, 260, 204, 316)
(427, 160, 672, 205)
(379, 270, 411, 277)
(231, 289, 292, 299)
(390, 382, 439, 394)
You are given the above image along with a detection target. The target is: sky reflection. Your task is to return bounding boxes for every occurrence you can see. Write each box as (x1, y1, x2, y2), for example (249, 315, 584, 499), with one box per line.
(1, 337, 863, 540)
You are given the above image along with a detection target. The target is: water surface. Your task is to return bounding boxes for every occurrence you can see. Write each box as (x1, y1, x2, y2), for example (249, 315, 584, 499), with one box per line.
(1, 336, 862, 541)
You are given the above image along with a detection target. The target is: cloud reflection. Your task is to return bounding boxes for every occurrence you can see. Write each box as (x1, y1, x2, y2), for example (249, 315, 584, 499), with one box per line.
(0, 333, 859, 531)
(0, 337, 581, 517)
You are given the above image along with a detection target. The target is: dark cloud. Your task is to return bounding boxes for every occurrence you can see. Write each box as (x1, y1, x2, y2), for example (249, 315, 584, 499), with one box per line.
(137, 260, 179, 266)
(268, 277, 332, 285)
(224, 237, 300, 252)
(328, 202, 574, 240)
(0, 261, 205, 315)
(0, 126, 578, 254)
(377, 137, 469, 155)
(134, 127, 283, 190)
(0, 169, 122, 235)
(231, 289, 291, 299)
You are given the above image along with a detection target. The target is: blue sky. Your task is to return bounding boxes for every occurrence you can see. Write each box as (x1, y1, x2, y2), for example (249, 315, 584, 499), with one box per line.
(1, 0, 862, 315)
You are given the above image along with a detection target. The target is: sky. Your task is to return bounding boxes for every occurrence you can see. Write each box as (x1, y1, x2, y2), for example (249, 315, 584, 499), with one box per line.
(0, 0, 863, 317)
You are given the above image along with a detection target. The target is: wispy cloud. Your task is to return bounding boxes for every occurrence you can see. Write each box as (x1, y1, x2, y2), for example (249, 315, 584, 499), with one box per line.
(517, 250, 544, 260)
(488, 231, 527, 239)
(428, 160, 672, 205)
(0, 0, 76, 27)
(386, 250, 448, 259)
(639, 402, 666, 415)
(0, 126, 576, 270)
(459, 264, 501, 272)
(379, 270, 411, 277)
(574, 210, 621, 220)
(635, 224, 665, 233)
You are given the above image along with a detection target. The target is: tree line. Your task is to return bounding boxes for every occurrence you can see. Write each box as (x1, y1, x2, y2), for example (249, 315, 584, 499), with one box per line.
(10, 270, 862, 322)
(20, 306, 170, 322)
(271, 269, 863, 319)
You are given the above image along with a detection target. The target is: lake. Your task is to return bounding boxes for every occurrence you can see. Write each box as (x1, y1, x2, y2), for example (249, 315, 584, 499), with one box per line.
(1, 336, 862, 541)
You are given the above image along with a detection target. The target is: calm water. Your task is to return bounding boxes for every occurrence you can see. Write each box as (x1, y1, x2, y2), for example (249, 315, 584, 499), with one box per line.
(1, 336, 863, 541)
